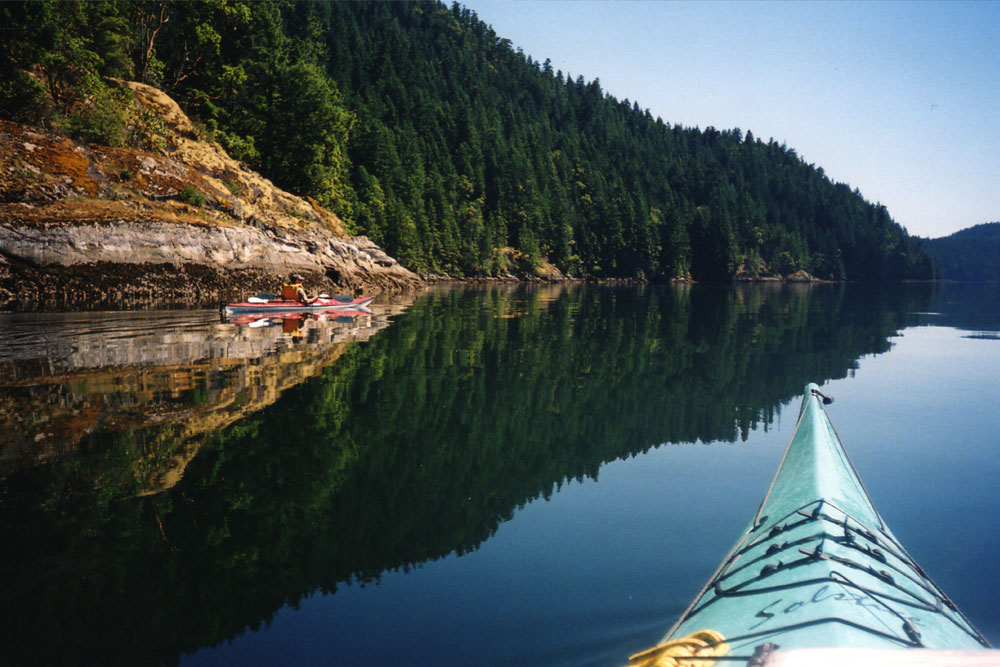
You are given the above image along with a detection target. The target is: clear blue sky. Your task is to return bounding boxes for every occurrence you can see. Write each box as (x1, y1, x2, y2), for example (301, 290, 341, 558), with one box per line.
(461, 0, 999, 238)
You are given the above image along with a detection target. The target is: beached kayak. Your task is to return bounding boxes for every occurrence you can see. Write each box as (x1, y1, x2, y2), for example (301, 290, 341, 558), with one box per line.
(630, 383, 991, 666)
(222, 295, 374, 316)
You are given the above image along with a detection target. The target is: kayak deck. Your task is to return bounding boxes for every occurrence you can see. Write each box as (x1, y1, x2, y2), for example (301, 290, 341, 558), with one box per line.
(643, 384, 990, 664)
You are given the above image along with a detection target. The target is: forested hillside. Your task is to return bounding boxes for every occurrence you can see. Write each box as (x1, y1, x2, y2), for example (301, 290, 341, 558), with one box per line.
(0, 1, 933, 281)
(921, 223, 1000, 282)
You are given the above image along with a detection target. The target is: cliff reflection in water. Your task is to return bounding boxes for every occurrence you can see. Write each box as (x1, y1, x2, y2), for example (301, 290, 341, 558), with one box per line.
(0, 284, 932, 666)
(0, 303, 407, 491)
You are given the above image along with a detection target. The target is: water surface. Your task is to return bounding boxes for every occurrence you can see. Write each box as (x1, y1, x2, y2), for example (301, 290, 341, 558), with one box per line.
(1, 283, 998, 666)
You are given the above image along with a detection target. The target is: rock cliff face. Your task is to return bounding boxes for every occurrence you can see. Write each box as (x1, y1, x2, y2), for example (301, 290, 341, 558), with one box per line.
(0, 81, 420, 310)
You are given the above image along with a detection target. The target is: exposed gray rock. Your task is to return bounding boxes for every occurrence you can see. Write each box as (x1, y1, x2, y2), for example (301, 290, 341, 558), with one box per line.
(0, 81, 422, 308)
(0, 220, 415, 288)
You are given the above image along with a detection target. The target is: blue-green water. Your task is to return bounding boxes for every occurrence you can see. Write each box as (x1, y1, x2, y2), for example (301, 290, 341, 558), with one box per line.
(1, 283, 998, 666)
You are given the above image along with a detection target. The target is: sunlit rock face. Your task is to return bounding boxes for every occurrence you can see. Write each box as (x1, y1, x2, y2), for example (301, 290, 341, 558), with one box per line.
(0, 81, 421, 310)
(0, 220, 415, 293)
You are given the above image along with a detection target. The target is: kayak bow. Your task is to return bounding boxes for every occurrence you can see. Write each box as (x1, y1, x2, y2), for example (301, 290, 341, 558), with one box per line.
(633, 384, 990, 666)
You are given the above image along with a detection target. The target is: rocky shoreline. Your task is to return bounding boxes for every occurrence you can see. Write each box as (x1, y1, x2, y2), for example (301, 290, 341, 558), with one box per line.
(2, 259, 286, 311)
(0, 218, 419, 311)
(1, 81, 421, 311)
(1, 265, 826, 312)
(0, 80, 829, 312)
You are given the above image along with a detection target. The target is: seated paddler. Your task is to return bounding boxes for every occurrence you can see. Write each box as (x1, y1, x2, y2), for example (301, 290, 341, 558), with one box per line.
(281, 273, 316, 305)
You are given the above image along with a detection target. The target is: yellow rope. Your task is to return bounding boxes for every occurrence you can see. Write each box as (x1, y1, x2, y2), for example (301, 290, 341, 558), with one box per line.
(628, 629, 729, 667)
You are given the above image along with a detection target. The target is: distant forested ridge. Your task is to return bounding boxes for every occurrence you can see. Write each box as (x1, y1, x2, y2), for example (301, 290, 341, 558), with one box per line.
(0, 1, 933, 281)
(920, 223, 1000, 282)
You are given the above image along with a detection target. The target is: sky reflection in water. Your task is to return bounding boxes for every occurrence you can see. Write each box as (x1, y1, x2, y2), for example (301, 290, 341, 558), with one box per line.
(0, 283, 998, 666)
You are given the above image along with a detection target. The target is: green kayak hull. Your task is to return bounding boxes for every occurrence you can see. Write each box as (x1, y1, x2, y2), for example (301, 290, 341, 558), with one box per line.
(660, 384, 989, 661)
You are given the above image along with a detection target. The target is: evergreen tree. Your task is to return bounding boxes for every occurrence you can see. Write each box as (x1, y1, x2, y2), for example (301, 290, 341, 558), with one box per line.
(0, 0, 934, 282)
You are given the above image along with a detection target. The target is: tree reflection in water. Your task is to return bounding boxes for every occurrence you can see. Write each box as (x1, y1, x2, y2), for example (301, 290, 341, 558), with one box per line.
(0, 283, 938, 666)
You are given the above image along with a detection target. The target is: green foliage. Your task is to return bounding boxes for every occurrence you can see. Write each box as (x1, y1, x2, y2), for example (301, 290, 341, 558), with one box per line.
(308, 2, 932, 280)
(179, 184, 205, 207)
(0, 70, 48, 124)
(127, 103, 167, 152)
(0, 4, 49, 121)
(0, 0, 933, 281)
(223, 179, 242, 197)
(921, 222, 1000, 282)
(255, 60, 355, 211)
(57, 73, 135, 146)
(216, 129, 260, 164)
(0, 0, 139, 140)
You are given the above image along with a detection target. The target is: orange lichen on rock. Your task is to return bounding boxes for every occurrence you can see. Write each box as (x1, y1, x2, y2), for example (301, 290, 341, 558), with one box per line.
(0, 80, 419, 310)
(30, 136, 100, 196)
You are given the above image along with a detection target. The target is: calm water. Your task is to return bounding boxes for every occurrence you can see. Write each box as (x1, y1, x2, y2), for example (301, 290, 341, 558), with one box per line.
(1, 283, 998, 666)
